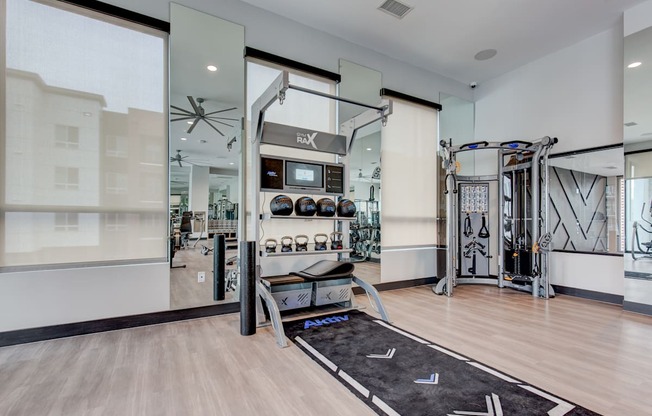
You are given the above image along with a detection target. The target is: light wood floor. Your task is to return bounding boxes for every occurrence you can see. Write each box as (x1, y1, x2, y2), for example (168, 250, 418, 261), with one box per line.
(170, 239, 238, 309)
(350, 260, 380, 285)
(2, 286, 651, 415)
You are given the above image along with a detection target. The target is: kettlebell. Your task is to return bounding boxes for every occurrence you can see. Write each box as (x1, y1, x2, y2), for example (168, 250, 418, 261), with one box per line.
(330, 231, 343, 250)
(281, 236, 294, 253)
(314, 233, 328, 251)
(264, 238, 278, 254)
(295, 234, 309, 252)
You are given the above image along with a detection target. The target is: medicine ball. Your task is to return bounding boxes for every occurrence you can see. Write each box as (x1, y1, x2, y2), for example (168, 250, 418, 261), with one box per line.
(295, 196, 317, 217)
(270, 194, 293, 216)
(336, 198, 357, 217)
(316, 198, 336, 217)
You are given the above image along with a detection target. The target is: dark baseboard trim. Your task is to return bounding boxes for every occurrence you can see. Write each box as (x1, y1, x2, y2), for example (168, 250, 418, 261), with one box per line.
(623, 301, 652, 316)
(0, 302, 240, 348)
(552, 285, 623, 305)
(352, 276, 438, 295)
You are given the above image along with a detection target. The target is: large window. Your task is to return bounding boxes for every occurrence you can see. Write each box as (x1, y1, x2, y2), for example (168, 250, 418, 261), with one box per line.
(1, 0, 168, 269)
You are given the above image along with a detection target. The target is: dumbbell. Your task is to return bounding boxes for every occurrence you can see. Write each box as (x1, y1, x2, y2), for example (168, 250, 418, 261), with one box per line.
(314, 233, 328, 251)
(281, 236, 293, 253)
(295, 234, 309, 252)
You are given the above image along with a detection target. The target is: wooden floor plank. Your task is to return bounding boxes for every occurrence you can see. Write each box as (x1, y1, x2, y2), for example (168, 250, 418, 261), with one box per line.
(1, 285, 651, 415)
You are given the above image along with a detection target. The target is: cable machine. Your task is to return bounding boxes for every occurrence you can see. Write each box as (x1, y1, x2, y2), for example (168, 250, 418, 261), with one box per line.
(433, 137, 558, 298)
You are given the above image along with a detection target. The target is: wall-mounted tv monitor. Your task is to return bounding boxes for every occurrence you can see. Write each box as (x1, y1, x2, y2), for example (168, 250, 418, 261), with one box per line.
(286, 161, 324, 189)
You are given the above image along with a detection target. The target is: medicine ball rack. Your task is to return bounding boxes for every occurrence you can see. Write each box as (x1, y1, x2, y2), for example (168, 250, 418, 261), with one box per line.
(248, 70, 393, 347)
(434, 137, 558, 298)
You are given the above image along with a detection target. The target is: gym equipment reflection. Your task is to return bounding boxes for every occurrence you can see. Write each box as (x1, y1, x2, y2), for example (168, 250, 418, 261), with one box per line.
(631, 201, 652, 260)
(168, 4, 244, 310)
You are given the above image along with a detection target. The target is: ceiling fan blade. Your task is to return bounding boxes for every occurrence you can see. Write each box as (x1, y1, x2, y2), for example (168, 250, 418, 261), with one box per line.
(205, 116, 238, 122)
(204, 118, 234, 128)
(203, 120, 225, 136)
(204, 107, 237, 116)
(187, 96, 200, 114)
(186, 117, 200, 133)
(180, 155, 189, 160)
(170, 105, 194, 115)
(171, 116, 197, 122)
(177, 160, 182, 168)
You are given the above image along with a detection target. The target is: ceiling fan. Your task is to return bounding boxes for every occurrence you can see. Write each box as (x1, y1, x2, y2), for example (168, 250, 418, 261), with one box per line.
(171, 96, 238, 136)
(170, 149, 192, 167)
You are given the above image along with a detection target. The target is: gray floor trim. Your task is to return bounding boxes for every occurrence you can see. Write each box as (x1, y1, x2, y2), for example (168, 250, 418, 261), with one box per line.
(552, 285, 623, 305)
(352, 276, 438, 295)
(623, 301, 652, 316)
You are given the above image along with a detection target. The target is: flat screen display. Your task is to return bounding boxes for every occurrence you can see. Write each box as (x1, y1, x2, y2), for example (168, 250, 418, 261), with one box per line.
(286, 161, 323, 189)
(261, 157, 284, 190)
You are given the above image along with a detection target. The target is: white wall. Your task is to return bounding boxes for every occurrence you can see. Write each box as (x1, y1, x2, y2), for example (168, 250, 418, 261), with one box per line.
(473, 24, 624, 295)
(0, 263, 170, 332)
(475, 26, 623, 155)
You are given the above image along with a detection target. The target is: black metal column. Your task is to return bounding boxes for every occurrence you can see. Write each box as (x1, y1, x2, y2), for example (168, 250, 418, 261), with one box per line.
(240, 241, 256, 336)
(213, 234, 225, 301)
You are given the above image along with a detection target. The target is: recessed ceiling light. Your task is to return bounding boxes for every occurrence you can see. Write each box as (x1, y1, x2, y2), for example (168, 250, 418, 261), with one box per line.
(229, 162, 235, 165)
(628, 62, 642, 68)
(82, 112, 92, 117)
(366, 147, 372, 151)
(207, 65, 218, 72)
(474, 49, 498, 61)
(187, 121, 193, 125)
(180, 137, 187, 141)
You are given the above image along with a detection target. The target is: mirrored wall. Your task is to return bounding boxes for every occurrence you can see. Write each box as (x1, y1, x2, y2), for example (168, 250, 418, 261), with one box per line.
(168, 4, 244, 309)
(339, 60, 382, 284)
(624, 21, 652, 311)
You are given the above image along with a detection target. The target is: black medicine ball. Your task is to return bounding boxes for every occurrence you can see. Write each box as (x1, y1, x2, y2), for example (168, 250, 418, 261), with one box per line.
(316, 198, 336, 217)
(270, 195, 293, 216)
(337, 199, 357, 217)
(295, 196, 317, 217)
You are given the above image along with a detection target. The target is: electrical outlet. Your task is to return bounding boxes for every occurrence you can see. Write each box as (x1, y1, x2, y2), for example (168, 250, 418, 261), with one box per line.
(198, 272, 206, 283)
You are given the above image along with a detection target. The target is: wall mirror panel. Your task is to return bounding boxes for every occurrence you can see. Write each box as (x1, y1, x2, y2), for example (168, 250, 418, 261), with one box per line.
(624, 22, 652, 311)
(169, 3, 244, 309)
(548, 147, 623, 254)
(339, 60, 382, 285)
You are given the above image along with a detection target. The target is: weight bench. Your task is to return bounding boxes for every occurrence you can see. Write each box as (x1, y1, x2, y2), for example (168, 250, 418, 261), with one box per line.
(257, 260, 390, 348)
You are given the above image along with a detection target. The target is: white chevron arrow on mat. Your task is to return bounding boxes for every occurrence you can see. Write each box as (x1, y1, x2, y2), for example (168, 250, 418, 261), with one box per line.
(414, 373, 439, 385)
(366, 348, 396, 359)
(448, 393, 503, 416)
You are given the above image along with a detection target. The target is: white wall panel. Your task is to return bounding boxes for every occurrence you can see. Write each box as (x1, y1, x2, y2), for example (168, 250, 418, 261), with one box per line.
(549, 252, 624, 295)
(381, 99, 438, 281)
(0, 263, 170, 332)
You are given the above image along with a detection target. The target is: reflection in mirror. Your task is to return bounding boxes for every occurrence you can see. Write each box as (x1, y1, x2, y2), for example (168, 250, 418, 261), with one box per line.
(548, 147, 623, 254)
(169, 4, 244, 309)
(624, 22, 652, 309)
(339, 60, 382, 285)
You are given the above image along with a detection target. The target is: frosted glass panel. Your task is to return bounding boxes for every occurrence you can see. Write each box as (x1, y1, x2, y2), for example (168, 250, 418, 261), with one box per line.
(2, 0, 168, 268)
(381, 99, 438, 246)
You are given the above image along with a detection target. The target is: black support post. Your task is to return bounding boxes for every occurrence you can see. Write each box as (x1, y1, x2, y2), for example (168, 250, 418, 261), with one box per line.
(213, 234, 225, 301)
(240, 241, 256, 336)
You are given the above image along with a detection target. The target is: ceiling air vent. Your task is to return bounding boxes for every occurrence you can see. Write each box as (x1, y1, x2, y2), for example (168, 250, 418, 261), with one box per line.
(378, 0, 413, 19)
(624, 121, 638, 127)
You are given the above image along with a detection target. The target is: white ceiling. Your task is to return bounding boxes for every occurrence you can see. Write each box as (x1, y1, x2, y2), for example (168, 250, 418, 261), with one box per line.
(239, 0, 645, 84)
(549, 147, 623, 177)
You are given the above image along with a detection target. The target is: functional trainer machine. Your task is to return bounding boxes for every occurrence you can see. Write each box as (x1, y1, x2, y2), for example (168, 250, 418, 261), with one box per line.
(434, 137, 558, 298)
(248, 70, 392, 347)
